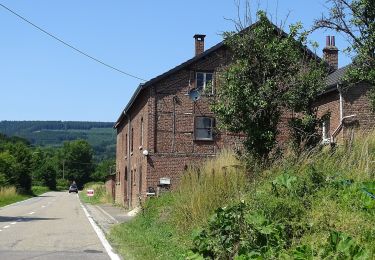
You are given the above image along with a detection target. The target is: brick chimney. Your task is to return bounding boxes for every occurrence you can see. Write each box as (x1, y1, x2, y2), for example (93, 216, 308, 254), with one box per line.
(323, 36, 338, 70)
(194, 34, 206, 56)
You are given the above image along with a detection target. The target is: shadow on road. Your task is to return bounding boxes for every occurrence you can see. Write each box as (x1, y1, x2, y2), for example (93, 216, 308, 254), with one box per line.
(0, 216, 60, 222)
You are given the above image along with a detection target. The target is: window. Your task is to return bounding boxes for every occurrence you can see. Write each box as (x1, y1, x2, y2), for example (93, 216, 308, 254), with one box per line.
(125, 133, 128, 154)
(322, 118, 330, 144)
(140, 117, 143, 146)
(195, 117, 214, 141)
(196, 72, 213, 94)
(131, 128, 134, 152)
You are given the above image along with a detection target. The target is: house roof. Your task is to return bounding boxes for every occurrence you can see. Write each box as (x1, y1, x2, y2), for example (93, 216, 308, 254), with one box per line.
(326, 65, 349, 87)
(114, 22, 324, 128)
(322, 65, 350, 94)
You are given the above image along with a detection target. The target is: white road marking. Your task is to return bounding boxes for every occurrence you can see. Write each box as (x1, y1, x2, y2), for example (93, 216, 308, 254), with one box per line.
(3, 225, 10, 229)
(10, 222, 16, 225)
(80, 202, 121, 260)
(41, 205, 46, 208)
(0, 229, 2, 232)
(28, 211, 35, 215)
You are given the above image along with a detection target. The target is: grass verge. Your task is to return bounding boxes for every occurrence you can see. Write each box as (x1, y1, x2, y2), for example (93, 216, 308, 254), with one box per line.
(0, 186, 50, 207)
(79, 182, 113, 204)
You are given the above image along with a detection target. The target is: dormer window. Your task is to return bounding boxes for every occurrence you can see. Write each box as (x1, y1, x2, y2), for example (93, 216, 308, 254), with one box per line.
(196, 72, 213, 94)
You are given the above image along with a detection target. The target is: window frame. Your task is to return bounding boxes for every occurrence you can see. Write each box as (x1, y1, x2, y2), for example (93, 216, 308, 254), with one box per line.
(194, 116, 215, 141)
(196, 72, 214, 95)
(322, 118, 331, 144)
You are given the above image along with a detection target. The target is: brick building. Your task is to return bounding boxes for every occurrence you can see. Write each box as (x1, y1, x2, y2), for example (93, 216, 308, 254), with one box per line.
(111, 32, 373, 209)
(113, 34, 246, 208)
(315, 36, 375, 145)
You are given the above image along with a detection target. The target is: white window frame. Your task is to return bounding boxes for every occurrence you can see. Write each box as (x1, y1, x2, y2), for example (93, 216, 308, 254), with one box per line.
(196, 72, 214, 94)
(195, 116, 214, 141)
(322, 119, 331, 144)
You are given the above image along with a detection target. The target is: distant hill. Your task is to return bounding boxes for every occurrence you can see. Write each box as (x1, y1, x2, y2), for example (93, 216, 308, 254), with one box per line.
(0, 121, 116, 161)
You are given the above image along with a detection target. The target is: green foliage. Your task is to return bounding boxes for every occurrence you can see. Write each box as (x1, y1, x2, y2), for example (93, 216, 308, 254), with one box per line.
(213, 11, 326, 160)
(109, 194, 190, 260)
(79, 182, 113, 204)
(91, 159, 115, 182)
(0, 121, 116, 161)
(59, 140, 94, 187)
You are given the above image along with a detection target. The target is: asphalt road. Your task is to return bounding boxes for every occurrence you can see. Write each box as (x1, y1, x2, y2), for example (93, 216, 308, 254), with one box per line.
(0, 191, 110, 260)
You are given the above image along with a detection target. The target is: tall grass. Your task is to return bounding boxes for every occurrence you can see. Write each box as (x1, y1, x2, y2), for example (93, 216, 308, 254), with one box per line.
(173, 150, 247, 230)
(0, 186, 29, 207)
(80, 182, 113, 204)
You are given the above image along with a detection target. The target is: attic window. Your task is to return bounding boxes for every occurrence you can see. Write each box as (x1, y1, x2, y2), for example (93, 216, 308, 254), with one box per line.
(196, 72, 213, 94)
(195, 116, 214, 141)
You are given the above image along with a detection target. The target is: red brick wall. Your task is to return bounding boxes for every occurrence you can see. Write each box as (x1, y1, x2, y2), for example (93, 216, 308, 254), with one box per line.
(342, 83, 375, 138)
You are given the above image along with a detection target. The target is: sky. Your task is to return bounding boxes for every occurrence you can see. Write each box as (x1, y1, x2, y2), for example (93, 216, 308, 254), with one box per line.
(0, 0, 352, 122)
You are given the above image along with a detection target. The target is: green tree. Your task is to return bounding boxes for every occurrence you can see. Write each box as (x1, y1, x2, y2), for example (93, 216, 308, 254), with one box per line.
(91, 159, 115, 182)
(212, 11, 326, 160)
(59, 140, 94, 187)
(314, 0, 375, 105)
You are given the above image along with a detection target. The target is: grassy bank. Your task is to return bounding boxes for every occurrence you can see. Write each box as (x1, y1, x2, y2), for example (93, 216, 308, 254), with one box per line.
(0, 186, 50, 207)
(109, 151, 247, 259)
(79, 182, 113, 204)
(109, 133, 375, 259)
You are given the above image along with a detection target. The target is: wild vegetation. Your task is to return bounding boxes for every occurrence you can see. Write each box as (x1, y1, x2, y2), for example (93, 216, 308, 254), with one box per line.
(79, 182, 113, 204)
(110, 133, 375, 259)
(212, 11, 327, 161)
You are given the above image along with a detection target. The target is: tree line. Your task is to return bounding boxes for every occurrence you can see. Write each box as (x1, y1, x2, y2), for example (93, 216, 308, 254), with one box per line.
(0, 133, 114, 192)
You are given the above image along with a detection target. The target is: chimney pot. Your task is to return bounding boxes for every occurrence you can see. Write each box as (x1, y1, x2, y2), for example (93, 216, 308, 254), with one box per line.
(326, 36, 331, 46)
(331, 36, 335, 46)
(194, 34, 206, 56)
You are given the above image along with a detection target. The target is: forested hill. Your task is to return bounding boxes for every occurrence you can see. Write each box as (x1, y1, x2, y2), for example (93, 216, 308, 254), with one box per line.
(0, 121, 116, 161)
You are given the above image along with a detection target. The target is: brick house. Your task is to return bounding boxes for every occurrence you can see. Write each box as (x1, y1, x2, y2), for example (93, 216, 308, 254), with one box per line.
(315, 36, 375, 145)
(111, 31, 373, 209)
(112, 35, 247, 208)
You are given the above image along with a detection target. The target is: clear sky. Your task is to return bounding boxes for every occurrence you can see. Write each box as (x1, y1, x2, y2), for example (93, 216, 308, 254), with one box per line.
(0, 0, 351, 122)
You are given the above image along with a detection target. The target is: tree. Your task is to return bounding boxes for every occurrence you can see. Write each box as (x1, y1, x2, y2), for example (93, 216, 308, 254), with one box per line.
(91, 159, 115, 182)
(314, 0, 375, 105)
(59, 140, 94, 187)
(212, 11, 327, 160)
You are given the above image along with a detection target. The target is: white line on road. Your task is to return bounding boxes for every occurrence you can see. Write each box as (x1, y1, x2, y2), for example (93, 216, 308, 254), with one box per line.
(0, 230, 2, 232)
(3, 225, 10, 229)
(28, 211, 35, 215)
(10, 222, 16, 225)
(41, 205, 46, 208)
(80, 202, 121, 260)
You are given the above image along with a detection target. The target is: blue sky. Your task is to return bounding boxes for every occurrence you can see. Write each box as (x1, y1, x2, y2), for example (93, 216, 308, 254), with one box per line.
(0, 1, 351, 122)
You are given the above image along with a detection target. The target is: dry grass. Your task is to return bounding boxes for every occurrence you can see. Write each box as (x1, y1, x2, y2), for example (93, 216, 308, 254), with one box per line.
(173, 150, 248, 230)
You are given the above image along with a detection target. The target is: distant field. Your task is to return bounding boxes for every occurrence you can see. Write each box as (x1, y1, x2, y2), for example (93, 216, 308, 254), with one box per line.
(0, 121, 116, 161)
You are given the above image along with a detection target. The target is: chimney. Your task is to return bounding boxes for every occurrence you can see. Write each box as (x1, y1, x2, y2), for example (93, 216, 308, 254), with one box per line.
(323, 36, 338, 70)
(194, 34, 206, 56)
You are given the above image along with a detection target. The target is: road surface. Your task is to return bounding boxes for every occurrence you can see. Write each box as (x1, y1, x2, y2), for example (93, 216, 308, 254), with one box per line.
(0, 191, 111, 260)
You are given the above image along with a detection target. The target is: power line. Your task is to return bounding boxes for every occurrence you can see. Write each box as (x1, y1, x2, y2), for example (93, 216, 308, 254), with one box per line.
(0, 3, 147, 82)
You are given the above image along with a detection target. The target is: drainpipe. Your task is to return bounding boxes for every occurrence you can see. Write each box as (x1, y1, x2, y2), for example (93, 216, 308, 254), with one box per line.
(339, 84, 343, 121)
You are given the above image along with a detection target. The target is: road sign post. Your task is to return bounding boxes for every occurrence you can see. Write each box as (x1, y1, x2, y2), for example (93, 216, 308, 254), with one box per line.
(87, 189, 94, 200)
